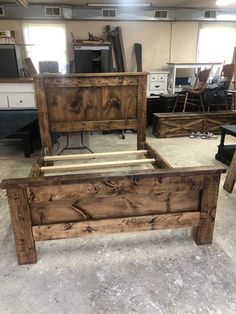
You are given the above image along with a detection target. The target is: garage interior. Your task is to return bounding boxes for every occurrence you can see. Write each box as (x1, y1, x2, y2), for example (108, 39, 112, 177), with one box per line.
(0, 0, 236, 313)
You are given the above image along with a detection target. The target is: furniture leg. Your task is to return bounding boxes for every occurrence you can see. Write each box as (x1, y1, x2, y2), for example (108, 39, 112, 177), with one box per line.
(172, 95, 178, 112)
(223, 149, 236, 193)
(193, 174, 221, 245)
(6, 187, 37, 264)
(183, 92, 188, 112)
(22, 132, 31, 158)
(200, 95, 206, 113)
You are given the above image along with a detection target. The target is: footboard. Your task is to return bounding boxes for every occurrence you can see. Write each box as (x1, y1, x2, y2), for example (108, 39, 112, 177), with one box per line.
(1, 166, 224, 265)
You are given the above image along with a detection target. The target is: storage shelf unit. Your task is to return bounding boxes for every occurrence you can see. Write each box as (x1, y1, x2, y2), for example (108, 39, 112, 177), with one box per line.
(147, 71, 169, 97)
(74, 44, 111, 73)
(0, 83, 36, 109)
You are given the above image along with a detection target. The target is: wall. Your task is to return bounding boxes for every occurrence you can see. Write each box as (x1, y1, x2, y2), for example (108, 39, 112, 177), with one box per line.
(0, 19, 199, 72)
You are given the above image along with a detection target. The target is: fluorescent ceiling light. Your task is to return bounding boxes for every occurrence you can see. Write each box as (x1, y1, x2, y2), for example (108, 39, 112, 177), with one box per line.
(217, 13, 236, 19)
(15, 0, 29, 7)
(216, 0, 236, 6)
(87, 3, 152, 7)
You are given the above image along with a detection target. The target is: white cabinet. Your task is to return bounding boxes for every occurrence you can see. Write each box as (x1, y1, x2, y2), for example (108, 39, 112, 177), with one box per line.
(0, 82, 36, 109)
(147, 71, 169, 97)
(0, 94, 8, 108)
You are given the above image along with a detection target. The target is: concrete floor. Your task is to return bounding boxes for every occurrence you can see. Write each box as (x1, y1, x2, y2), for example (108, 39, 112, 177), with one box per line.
(0, 129, 236, 314)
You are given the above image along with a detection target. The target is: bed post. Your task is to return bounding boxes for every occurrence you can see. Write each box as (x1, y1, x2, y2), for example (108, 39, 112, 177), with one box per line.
(34, 77, 52, 154)
(6, 187, 37, 264)
(193, 174, 221, 245)
(137, 75, 147, 150)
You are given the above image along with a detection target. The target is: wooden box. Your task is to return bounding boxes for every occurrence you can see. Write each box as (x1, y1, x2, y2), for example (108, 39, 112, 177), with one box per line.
(153, 111, 236, 138)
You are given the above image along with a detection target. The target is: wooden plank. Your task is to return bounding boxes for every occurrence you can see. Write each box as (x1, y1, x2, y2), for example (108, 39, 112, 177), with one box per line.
(49, 119, 137, 132)
(32, 212, 200, 241)
(193, 174, 221, 245)
(27, 175, 205, 203)
(144, 142, 173, 169)
(30, 189, 201, 225)
(137, 75, 147, 149)
(2, 166, 225, 188)
(40, 158, 155, 173)
(6, 188, 37, 264)
(35, 72, 148, 78)
(223, 149, 236, 193)
(45, 77, 137, 87)
(44, 150, 147, 161)
(28, 150, 45, 178)
(34, 78, 52, 149)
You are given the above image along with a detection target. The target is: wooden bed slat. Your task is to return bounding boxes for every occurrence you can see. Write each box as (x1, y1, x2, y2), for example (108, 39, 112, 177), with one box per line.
(44, 150, 148, 161)
(32, 212, 201, 241)
(41, 158, 155, 173)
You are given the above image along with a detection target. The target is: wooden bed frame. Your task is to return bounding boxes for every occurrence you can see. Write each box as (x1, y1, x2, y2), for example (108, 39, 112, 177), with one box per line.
(0, 73, 225, 265)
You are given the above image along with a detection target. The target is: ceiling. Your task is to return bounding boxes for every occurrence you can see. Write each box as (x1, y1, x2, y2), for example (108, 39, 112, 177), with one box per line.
(0, 0, 236, 9)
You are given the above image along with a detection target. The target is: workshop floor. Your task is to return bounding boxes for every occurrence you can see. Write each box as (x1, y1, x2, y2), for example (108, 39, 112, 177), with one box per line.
(0, 129, 235, 314)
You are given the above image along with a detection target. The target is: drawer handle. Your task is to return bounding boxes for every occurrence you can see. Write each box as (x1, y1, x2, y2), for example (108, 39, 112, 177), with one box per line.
(155, 85, 160, 88)
(20, 100, 23, 103)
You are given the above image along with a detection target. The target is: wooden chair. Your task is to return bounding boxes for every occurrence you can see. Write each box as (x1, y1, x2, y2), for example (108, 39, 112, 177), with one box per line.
(173, 67, 212, 113)
(207, 63, 236, 112)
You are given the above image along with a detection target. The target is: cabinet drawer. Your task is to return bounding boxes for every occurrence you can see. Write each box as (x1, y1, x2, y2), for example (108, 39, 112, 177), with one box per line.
(149, 82, 166, 91)
(149, 74, 168, 82)
(0, 94, 9, 108)
(8, 93, 36, 108)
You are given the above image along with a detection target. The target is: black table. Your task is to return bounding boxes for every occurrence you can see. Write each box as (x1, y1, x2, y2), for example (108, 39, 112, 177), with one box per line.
(0, 110, 39, 157)
(215, 124, 236, 166)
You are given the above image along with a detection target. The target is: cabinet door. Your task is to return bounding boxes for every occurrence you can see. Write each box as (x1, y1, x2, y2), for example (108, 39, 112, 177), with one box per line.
(75, 50, 93, 73)
(0, 94, 9, 108)
(8, 93, 36, 108)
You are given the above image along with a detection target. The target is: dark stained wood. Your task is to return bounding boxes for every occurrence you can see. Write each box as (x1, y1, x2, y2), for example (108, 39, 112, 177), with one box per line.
(27, 175, 205, 203)
(34, 73, 148, 150)
(137, 75, 147, 149)
(1, 165, 225, 263)
(34, 78, 52, 149)
(32, 212, 200, 241)
(1, 166, 225, 189)
(144, 142, 173, 169)
(193, 174, 221, 245)
(28, 150, 45, 178)
(6, 188, 37, 264)
(35, 72, 148, 78)
(50, 120, 137, 133)
(153, 111, 236, 138)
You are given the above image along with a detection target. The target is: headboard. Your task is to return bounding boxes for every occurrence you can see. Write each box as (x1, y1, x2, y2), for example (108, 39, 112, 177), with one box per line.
(34, 72, 148, 151)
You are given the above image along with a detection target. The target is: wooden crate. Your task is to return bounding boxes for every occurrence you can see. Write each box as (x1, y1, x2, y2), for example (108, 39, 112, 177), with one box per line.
(153, 111, 236, 138)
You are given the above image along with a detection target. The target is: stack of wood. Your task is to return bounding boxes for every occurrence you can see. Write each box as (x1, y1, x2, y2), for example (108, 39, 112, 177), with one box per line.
(106, 25, 127, 72)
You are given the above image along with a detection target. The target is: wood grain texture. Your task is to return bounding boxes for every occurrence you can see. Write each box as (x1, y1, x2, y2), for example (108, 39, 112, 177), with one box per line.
(32, 212, 200, 241)
(49, 120, 137, 133)
(34, 78, 52, 148)
(223, 149, 236, 193)
(44, 150, 148, 161)
(28, 174, 204, 225)
(193, 174, 221, 245)
(40, 158, 155, 173)
(1, 166, 225, 189)
(144, 142, 173, 169)
(137, 75, 147, 149)
(34, 73, 147, 150)
(153, 112, 236, 138)
(6, 188, 37, 264)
